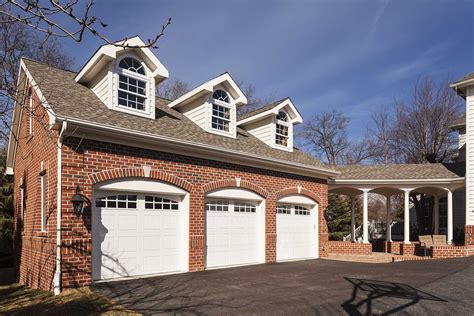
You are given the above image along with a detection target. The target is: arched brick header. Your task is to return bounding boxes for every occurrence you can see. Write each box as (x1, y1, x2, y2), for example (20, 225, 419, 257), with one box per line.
(201, 178, 269, 198)
(275, 186, 321, 204)
(88, 167, 193, 192)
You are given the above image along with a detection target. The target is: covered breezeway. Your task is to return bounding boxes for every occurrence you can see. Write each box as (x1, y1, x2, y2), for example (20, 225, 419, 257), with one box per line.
(328, 164, 465, 247)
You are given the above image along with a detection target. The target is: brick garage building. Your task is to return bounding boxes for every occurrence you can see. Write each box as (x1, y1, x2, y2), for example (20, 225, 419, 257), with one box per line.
(5, 37, 338, 293)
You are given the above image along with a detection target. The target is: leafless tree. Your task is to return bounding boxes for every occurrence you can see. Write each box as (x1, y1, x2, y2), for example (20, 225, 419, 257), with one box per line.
(156, 78, 190, 101)
(0, 16, 72, 147)
(0, 1, 171, 49)
(235, 80, 273, 116)
(368, 107, 396, 164)
(298, 110, 351, 166)
(393, 76, 461, 163)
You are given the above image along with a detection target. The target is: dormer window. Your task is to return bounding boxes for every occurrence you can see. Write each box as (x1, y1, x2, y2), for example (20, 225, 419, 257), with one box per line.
(117, 57, 148, 111)
(211, 90, 231, 132)
(275, 111, 289, 147)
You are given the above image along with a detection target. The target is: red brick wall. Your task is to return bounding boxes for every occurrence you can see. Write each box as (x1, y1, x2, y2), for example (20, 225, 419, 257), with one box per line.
(323, 241, 372, 256)
(386, 241, 402, 254)
(465, 225, 474, 246)
(59, 136, 329, 289)
(431, 245, 472, 259)
(12, 88, 59, 291)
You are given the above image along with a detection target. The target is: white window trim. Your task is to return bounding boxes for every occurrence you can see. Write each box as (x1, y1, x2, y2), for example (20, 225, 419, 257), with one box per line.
(205, 198, 258, 212)
(113, 56, 152, 118)
(275, 112, 291, 149)
(210, 99, 233, 132)
(40, 171, 46, 232)
(29, 91, 33, 135)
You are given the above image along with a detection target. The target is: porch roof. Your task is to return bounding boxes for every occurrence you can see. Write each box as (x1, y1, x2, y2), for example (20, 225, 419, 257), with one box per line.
(333, 163, 464, 181)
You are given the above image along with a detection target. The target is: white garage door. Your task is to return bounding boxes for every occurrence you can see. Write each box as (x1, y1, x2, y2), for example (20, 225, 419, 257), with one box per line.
(92, 192, 183, 280)
(277, 204, 317, 261)
(205, 200, 260, 268)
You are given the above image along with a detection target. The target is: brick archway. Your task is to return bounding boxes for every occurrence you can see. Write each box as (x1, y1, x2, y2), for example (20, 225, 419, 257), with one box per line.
(88, 167, 193, 192)
(275, 186, 320, 204)
(201, 178, 269, 198)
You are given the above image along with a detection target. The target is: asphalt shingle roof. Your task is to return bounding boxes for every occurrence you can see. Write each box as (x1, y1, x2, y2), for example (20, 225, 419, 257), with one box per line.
(24, 59, 330, 171)
(452, 72, 474, 85)
(334, 163, 464, 180)
(237, 98, 287, 121)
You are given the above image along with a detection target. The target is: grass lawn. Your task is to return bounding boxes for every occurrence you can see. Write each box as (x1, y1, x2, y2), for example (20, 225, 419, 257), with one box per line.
(0, 283, 138, 315)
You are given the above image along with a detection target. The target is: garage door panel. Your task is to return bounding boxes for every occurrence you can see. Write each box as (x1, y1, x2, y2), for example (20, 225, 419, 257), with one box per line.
(94, 192, 184, 280)
(118, 215, 137, 231)
(277, 204, 316, 261)
(117, 236, 137, 252)
(205, 199, 259, 268)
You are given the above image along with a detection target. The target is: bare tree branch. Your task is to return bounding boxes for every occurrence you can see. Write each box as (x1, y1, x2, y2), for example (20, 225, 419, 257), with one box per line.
(0, 1, 171, 49)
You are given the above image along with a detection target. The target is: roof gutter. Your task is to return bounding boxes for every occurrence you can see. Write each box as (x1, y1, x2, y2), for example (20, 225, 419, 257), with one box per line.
(55, 116, 339, 178)
(329, 177, 465, 185)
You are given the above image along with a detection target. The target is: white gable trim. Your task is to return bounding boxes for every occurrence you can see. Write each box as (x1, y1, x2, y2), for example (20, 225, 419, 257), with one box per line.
(167, 73, 248, 108)
(237, 98, 303, 126)
(5, 60, 57, 175)
(75, 36, 169, 85)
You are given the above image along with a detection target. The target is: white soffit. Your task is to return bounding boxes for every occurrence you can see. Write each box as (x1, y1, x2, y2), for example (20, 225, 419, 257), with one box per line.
(277, 194, 317, 206)
(94, 178, 187, 195)
(206, 188, 263, 201)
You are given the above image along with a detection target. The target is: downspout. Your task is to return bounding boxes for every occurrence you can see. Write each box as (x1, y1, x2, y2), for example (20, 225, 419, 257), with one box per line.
(54, 121, 67, 295)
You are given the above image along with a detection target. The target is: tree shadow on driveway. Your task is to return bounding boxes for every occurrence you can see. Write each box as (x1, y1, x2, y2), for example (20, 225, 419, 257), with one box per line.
(93, 273, 246, 315)
(342, 277, 447, 315)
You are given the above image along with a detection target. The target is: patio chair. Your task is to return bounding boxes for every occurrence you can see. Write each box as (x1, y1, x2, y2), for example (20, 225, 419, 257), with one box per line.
(418, 235, 434, 257)
(432, 235, 447, 246)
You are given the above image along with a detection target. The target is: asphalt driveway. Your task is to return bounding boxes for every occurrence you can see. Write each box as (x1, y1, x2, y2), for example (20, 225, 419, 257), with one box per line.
(93, 256, 474, 315)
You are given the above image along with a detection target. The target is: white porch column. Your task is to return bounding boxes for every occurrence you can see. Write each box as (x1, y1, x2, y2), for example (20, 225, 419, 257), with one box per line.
(362, 190, 369, 244)
(404, 189, 411, 244)
(386, 195, 392, 242)
(434, 195, 440, 235)
(447, 189, 453, 244)
(350, 196, 356, 242)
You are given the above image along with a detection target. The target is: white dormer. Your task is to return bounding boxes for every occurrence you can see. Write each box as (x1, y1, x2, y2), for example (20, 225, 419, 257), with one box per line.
(237, 98, 302, 152)
(75, 36, 169, 120)
(167, 73, 247, 138)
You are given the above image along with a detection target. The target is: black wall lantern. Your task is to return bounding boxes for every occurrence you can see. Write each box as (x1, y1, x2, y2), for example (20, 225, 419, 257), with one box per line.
(71, 185, 90, 216)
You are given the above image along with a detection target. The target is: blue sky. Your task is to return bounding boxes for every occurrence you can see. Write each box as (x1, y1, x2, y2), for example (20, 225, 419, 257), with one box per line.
(62, 0, 473, 141)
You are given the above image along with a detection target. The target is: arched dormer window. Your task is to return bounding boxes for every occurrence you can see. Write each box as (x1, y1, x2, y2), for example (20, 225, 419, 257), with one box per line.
(117, 57, 148, 111)
(211, 89, 231, 132)
(275, 111, 290, 147)
(119, 57, 146, 75)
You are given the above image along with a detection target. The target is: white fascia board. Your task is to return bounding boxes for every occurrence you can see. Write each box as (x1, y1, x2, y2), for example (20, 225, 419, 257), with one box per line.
(56, 116, 339, 178)
(5, 60, 57, 175)
(75, 36, 169, 84)
(237, 98, 303, 126)
(168, 73, 248, 108)
(329, 177, 465, 185)
(450, 78, 474, 90)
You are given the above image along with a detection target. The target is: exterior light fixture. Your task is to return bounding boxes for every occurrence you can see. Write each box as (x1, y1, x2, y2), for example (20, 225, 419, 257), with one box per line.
(71, 185, 89, 215)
